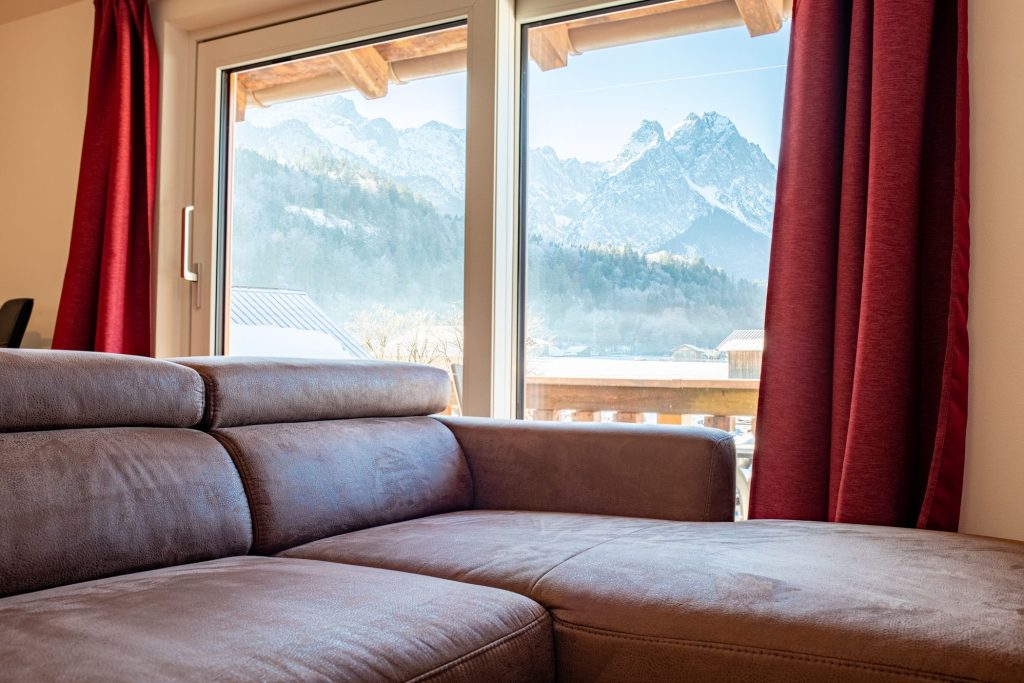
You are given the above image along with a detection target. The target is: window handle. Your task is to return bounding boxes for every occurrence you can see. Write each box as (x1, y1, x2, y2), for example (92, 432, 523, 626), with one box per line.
(180, 206, 199, 283)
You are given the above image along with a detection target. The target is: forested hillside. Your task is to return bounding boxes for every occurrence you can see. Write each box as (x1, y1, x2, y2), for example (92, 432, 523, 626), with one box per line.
(232, 148, 765, 351)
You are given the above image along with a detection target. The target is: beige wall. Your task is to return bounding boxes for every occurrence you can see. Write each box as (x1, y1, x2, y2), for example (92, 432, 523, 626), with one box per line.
(0, 0, 83, 25)
(0, 0, 1022, 539)
(0, 0, 92, 348)
(959, 0, 1024, 542)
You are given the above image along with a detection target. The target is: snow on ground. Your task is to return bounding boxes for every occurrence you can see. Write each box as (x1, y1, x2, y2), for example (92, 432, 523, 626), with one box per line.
(230, 325, 362, 359)
(525, 356, 729, 380)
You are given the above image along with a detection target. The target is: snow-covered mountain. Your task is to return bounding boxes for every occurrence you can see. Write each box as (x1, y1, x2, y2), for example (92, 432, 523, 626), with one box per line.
(531, 113, 776, 281)
(237, 97, 775, 280)
(238, 97, 466, 216)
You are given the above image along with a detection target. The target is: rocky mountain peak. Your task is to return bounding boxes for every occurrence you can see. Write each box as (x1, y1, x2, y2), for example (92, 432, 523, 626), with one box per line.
(611, 120, 667, 173)
(669, 111, 738, 141)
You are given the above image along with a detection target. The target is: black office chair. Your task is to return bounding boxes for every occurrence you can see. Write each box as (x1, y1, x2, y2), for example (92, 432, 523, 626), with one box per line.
(0, 298, 33, 348)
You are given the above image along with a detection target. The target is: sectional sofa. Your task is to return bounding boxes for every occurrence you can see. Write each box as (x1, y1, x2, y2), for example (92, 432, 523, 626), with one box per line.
(0, 349, 1022, 681)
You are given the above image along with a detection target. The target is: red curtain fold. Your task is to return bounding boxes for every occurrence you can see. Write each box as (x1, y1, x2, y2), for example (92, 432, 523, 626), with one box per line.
(749, 0, 970, 530)
(52, 0, 159, 356)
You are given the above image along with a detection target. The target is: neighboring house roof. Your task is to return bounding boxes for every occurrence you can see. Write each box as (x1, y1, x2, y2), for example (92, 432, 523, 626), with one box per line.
(230, 286, 370, 359)
(672, 343, 706, 353)
(717, 329, 764, 352)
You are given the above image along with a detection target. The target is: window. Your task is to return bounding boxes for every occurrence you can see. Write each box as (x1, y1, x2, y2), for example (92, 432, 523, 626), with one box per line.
(518, 1, 789, 516)
(217, 24, 468, 410)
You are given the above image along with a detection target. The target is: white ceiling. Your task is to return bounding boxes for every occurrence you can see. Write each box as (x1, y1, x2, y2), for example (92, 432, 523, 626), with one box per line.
(0, 0, 85, 25)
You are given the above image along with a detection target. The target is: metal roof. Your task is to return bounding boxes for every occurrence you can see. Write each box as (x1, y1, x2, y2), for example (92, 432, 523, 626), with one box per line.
(230, 287, 371, 359)
(716, 329, 764, 352)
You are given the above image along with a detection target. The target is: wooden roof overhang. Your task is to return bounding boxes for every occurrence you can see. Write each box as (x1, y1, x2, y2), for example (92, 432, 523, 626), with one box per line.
(234, 0, 790, 121)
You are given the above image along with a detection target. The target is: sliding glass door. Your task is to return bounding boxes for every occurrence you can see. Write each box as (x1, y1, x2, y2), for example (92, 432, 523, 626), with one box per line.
(222, 25, 468, 373)
(190, 0, 516, 416)
(515, 0, 789, 518)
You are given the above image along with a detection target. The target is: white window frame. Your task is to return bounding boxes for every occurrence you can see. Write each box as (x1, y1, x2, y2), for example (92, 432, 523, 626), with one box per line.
(186, 0, 517, 417)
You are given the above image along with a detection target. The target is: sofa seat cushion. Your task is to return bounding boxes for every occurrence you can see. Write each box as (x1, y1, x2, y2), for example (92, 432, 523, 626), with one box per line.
(280, 510, 669, 594)
(280, 514, 1024, 682)
(0, 556, 553, 683)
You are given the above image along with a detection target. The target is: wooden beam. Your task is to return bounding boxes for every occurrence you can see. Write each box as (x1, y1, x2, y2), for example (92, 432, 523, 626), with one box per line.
(234, 78, 249, 123)
(529, 23, 573, 71)
(390, 51, 467, 83)
(238, 25, 466, 97)
(734, 0, 784, 37)
(568, 1, 745, 54)
(330, 46, 389, 99)
(376, 26, 467, 62)
(565, 0, 722, 29)
(237, 58, 337, 92)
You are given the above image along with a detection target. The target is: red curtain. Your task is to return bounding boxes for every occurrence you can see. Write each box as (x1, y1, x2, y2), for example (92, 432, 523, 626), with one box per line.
(749, 0, 970, 530)
(52, 0, 159, 356)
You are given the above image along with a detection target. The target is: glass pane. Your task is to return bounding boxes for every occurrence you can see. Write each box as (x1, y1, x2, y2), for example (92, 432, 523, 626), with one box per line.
(520, 2, 790, 517)
(223, 25, 467, 413)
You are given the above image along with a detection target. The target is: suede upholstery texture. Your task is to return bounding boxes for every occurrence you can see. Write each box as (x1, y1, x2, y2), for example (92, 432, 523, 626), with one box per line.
(279, 510, 671, 595)
(0, 349, 203, 430)
(283, 515, 1024, 681)
(173, 356, 451, 428)
(441, 417, 736, 521)
(213, 417, 472, 554)
(0, 427, 251, 597)
(0, 557, 554, 683)
(0, 352, 552, 682)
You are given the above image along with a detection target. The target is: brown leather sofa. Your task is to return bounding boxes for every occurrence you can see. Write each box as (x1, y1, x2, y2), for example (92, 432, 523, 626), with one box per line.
(1, 350, 1022, 682)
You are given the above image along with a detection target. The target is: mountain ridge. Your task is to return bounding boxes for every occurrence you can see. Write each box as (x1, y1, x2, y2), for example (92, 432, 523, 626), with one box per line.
(238, 97, 776, 280)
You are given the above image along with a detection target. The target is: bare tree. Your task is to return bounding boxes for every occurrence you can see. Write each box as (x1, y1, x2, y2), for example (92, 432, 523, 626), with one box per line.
(354, 306, 462, 368)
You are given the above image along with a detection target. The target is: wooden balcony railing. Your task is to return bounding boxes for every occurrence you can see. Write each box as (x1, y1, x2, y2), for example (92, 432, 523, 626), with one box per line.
(523, 376, 759, 429)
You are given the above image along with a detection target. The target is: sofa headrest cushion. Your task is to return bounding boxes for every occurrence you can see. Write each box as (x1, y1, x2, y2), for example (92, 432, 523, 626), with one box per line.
(0, 350, 205, 432)
(170, 357, 451, 428)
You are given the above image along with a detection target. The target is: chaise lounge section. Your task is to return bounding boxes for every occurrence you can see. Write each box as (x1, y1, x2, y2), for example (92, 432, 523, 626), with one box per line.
(2, 350, 1023, 681)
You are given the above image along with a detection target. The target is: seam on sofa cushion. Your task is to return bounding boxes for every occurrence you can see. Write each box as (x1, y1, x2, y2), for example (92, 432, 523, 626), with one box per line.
(526, 523, 662, 596)
(209, 430, 261, 553)
(553, 619, 980, 683)
(185, 373, 207, 427)
(432, 417, 477, 509)
(407, 611, 550, 682)
(188, 366, 220, 428)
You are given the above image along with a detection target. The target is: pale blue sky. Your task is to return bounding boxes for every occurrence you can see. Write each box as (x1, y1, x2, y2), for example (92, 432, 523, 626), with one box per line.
(342, 71, 467, 133)
(345, 21, 790, 164)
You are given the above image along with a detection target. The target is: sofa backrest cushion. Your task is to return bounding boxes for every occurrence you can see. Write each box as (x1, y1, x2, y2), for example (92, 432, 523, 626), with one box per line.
(0, 349, 204, 432)
(0, 427, 252, 596)
(215, 417, 472, 554)
(171, 357, 450, 429)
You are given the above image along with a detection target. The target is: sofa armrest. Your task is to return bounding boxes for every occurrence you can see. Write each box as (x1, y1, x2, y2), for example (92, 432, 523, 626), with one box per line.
(437, 417, 735, 522)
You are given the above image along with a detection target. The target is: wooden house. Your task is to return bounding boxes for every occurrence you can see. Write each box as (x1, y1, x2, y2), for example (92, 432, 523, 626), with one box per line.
(716, 329, 764, 379)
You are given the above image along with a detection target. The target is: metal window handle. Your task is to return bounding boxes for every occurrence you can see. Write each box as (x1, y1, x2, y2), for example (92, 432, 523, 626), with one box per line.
(180, 206, 199, 283)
